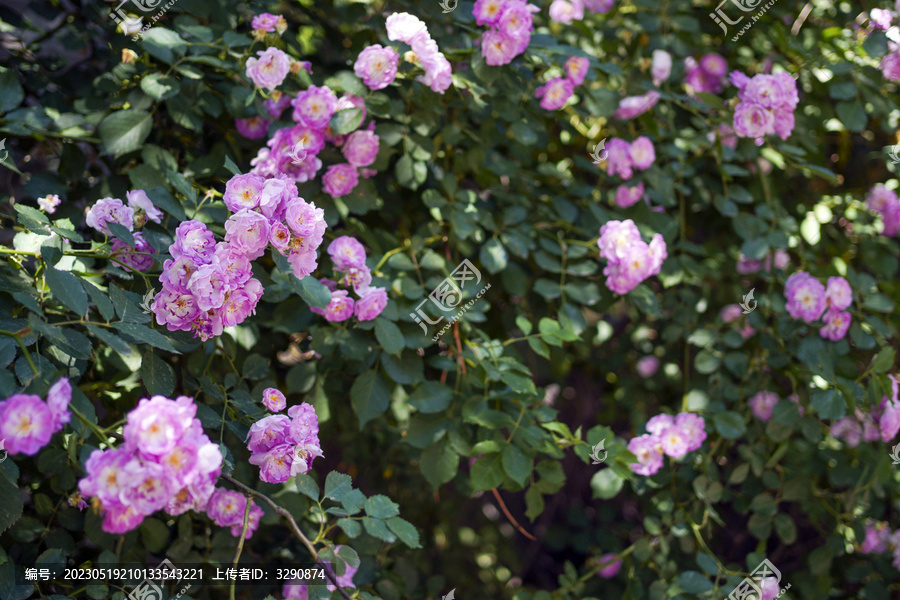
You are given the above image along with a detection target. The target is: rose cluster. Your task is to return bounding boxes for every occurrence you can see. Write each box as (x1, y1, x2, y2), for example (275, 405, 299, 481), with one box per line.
(865, 184, 900, 237)
(729, 71, 799, 143)
(85, 190, 161, 271)
(206, 488, 264, 538)
(858, 520, 900, 570)
(831, 375, 900, 446)
(475, 0, 537, 67)
(311, 235, 389, 322)
(0, 378, 71, 456)
(248, 85, 378, 198)
(245, 46, 292, 91)
(151, 219, 264, 341)
(535, 57, 589, 111)
(784, 272, 853, 342)
(548, 0, 615, 25)
(597, 219, 667, 295)
(78, 395, 223, 534)
(246, 402, 324, 484)
(684, 53, 728, 94)
(250, 12, 287, 40)
(627, 412, 707, 476)
(604, 136, 656, 180)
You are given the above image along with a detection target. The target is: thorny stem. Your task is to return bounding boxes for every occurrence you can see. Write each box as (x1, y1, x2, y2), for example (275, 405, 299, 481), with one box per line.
(221, 474, 354, 600)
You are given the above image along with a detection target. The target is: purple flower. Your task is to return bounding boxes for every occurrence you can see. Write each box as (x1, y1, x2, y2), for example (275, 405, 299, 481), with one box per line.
(596, 553, 622, 579)
(111, 231, 156, 272)
(188, 263, 228, 311)
(614, 91, 660, 120)
(283, 584, 309, 600)
(498, 2, 534, 40)
(535, 77, 574, 111)
(646, 414, 674, 436)
(86, 197, 134, 235)
(830, 417, 862, 447)
(584, 0, 614, 12)
(651, 49, 672, 86)
(564, 57, 590, 86)
(251, 13, 281, 33)
(628, 433, 664, 476)
(473, 0, 506, 26)
(675, 413, 706, 451)
(247, 415, 292, 453)
(749, 391, 779, 422)
(322, 164, 359, 198)
(324, 289, 355, 322)
(598, 219, 641, 262)
(284, 197, 324, 238)
(38, 194, 62, 213)
(213, 242, 252, 286)
(825, 276, 852, 311)
(224, 209, 271, 260)
(46, 377, 72, 429)
(733, 103, 775, 139)
(354, 45, 399, 91)
(659, 425, 689, 458)
(859, 520, 891, 553)
(123, 395, 196, 457)
(343, 130, 380, 167)
(636, 356, 659, 378)
(881, 50, 900, 82)
(0, 394, 55, 455)
(245, 47, 291, 91)
(236, 116, 271, 139)
(879, 380, 900, 442)
(287, 249, 319, 280)
(866, 184, 898, 214)
(219, 289, 259, 328)
(386, 12, 428, 43)
(615, 183, 645, 208)
(328, 236, 367, 270)
(784, 271, 826, 322)
(288, 403, 320, 444)
(629, 136, 656, 170)
(819, 309, 851, 342)
(549, 0, 584, 24)
(291, 85, 338, 128)
(270, 223, 292, 252)
(126, 190, 163, 223)
(720, 304, 743, 322)
(481, 30, 521, 66)
(700, 53, 727, 78)
(121, 460, 176, 515)
(355, 286, 388, 321)
(264, 93, 293, 119)
(341, 265, 373, 292)
(171, 220, 216, 263)
(604, 138, 634, 179)
(249, 443, 296, 483)
(326, 545, 359, 592)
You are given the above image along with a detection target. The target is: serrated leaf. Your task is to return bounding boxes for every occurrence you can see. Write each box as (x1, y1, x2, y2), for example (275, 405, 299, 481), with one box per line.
(350, 370, 390, 429)
(501, 445, 532, 486)
(364, 495, 399, 519)
(99, 110, 152, 157)
(324, 471, 352, 501)
(386, 516, 421, 548)
(374, 318, 404, 355)
(45, 268, 88, 315)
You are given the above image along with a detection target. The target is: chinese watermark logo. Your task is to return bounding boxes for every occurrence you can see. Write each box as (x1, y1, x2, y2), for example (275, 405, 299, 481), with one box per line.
(0, 439, 7, 463)
(728, 558, 790, 600)
(890, 443, 900, 465)
(128, 559, 192, 600)
(710, 0, 779, 40)
(288, 140, 308, 166)
(589, 138, 608, 165)
(442, 588, 456, 600)
(109, 0, 181, 41)
(0, 139, 8, 163)
(740, 288, 757, 314)
(410, 259, 491, 342)
(438, 0, 458, 13)
(140, 289, 155, 315)
(589, 439, 607, 465)
(889, 143, 900, 166)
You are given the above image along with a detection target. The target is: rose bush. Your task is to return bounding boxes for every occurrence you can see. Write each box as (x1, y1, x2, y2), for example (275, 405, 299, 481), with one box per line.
(1, 0, 900, 598)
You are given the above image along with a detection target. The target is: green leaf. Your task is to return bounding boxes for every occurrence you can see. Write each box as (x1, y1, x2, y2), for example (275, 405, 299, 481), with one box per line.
(340, 489, 366, 514)
(501, 445, 532, 486)
(696, 553, 718, 576)
(329, 108, 363, 135)
(362, 516, 396, 542)
(350, 370, 390, 429)
(140, 73, 181, 100)
(364, 495, 400, 519)
(45, 268, 88, 315)
(141, 348, 175, 396)
(242, 354, 270, 380)
(590, 468, 624, 499)
(386, 516, 422, 548)
(374, 318, 404, 355)
(811, 389, 845, 419)
(106, 222, 135, 247)
(295, 474, 319, 501)
(0, 68, 25, 112)
(872, 348, 896, 374)
(677, 571, 714, 594)
(525, 486, 544, 521)
(713, 411, 746, 439)
(470, 453, 504, 491)
(99, 110, 153, 157)
(408, 381, 453, 414)
(479, 238, 508, 274)
(419, 438, 458, 488)
(694, 350, 720, 374)
(0, 470, 23, 534)
(141, 27, 187, 64)
(337, 518, 361, 538)
(324, 471, 352, 501)
(114, 322, 177, 353)
(140, 518, 170, 553)
(293, 275, 332, 309)
(835, 101, 867, 132)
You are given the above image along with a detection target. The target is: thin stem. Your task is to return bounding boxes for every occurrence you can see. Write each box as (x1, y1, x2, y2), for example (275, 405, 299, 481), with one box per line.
(229, 497, 253, 600)
(220, 474, 353, 600)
